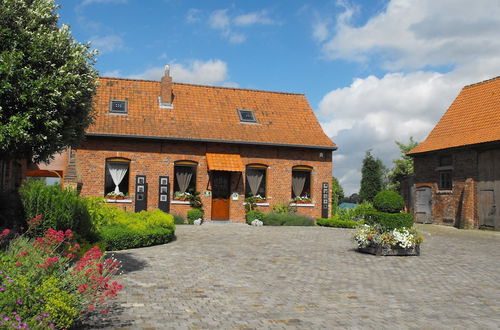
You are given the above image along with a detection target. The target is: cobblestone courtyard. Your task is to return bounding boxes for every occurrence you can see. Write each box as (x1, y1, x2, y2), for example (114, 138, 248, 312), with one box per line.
(81, 224, 500, 329)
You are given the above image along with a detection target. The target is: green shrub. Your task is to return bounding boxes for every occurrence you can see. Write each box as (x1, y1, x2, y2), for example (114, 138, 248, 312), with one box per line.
(91, 207, 176, 250)
(335, 201, 375, 221)
(98, 225, 174, 250)
(365, 211, 414, 230)
(317, 217, 363, 228)
(373, 190, 405, 213)
(262, 212, 314, 226)
(272, 201, 297, 214)
(187, 208, 204, 224)
(173, 213, 187, 224)
(84, 196, 120, 229)
(246, 210, 265, 225)
(19, 179, 94, 240)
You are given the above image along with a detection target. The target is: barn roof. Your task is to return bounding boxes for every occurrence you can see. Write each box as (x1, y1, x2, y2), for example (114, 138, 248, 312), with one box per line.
(409, 76, 500, 155)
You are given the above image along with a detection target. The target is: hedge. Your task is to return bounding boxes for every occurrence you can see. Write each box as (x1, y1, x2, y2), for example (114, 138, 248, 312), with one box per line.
(246, 210, 265, 225)
(316, 217, 363, 228)
(262, 213, 314, 226)
(187, 209, 204, 224)
(365, 211, 414, 230)
(99, 225, 175, 251)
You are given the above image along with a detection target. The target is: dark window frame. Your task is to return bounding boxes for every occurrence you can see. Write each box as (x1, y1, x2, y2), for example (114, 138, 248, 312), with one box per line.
(438, 171, 452, 190)
(291, 166, 312, 199)
(237, 109, 257, 123)
(109, 99, 128, 114)
(173, 162, 197, 197)
(245, 164, 267, 198)
(104, 158, 131, 196)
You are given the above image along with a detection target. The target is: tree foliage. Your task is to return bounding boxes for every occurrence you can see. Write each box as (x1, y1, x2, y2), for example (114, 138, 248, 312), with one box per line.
(331, 176, 344, 215)
(359, 151, 384, 202)
(0, 0, 98, 163)
(387, 137, 419, 191)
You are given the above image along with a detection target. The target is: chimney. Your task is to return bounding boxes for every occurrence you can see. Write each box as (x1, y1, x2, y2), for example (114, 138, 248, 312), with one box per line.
(160, 64, 173, 105)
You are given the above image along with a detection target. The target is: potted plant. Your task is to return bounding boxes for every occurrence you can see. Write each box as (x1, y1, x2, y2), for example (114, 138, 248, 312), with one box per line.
(292, 195, 312, 204)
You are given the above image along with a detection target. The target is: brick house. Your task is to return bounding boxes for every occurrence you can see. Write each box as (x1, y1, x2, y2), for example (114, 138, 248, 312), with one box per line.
(408, 76, 500, 230)
(63, 67, 336, 223)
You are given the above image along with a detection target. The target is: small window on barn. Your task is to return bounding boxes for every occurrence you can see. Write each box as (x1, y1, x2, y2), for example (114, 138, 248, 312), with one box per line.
(245, 164, 267, 199)
(291, 165, 312, 201)
(439, 171, 452, 190)
(104, 158, 130, 197)
(173, 160, 197, 200)
(110, 99, 128, 114)
(237, 109, 257, 123)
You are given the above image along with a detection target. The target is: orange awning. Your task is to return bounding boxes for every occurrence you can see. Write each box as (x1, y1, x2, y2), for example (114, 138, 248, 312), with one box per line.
(206, 153, 243, 172)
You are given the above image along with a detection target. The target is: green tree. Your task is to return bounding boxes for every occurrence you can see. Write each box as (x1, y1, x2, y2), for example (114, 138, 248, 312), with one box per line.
(359, 150, 384, 202)
(331, 176, 344, 215)
(387, 137, 419, 191)
(0, 0, 98, 163)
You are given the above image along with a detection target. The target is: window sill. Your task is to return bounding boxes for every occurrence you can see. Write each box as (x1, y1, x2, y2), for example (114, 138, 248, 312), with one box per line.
(171, 200, 190, 205)
(243, 202, 270, 207)
(436, 190, 453, 195)
(290, 203, 314, 207)
(106, 199, 132, 203)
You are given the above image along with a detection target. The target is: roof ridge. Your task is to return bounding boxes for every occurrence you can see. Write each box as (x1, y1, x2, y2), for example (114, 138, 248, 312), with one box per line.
(172, 82, 304, 96)
(463, 75, 500, 89)
(98, 76, 304, 95)
(100, 76, 158, 83)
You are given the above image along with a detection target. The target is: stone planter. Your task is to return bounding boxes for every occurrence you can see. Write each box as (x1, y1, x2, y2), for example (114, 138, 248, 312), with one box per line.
(357, 243, 420, 256)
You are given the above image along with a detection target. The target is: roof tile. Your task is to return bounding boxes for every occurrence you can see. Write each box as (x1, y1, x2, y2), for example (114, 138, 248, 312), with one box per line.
(409, 76, 500, 154)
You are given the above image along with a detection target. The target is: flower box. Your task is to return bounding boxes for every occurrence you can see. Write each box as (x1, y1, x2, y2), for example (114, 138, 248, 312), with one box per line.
(357, 243, 420, 256)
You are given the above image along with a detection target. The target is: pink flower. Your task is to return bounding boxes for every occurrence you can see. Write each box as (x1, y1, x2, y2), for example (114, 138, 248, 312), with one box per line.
(88, 305, 95, 311)
(0, 229, 10, 239)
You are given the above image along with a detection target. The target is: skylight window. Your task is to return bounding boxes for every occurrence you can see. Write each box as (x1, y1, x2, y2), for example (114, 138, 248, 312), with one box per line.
(110, 100, 127, 114)
(238, 109, 257, 123)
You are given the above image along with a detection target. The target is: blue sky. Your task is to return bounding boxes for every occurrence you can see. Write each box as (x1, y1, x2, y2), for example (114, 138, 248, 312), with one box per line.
(58, 0, 500, 194)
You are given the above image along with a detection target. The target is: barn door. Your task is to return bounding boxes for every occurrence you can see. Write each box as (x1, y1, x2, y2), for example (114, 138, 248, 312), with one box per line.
(478, 150, 500, 230)
(415, 187, 432, 223)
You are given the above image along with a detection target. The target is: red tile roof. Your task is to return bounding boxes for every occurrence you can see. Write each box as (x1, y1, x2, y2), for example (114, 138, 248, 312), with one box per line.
(409, 76, 500, 155)
(87, 77, 337, 150)
(206, 153, 243, 172)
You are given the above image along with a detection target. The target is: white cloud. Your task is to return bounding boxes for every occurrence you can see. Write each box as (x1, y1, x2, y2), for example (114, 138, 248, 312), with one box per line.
(186, 8, 201, 23)
(89, 34, 124, 53)
(81, 0, 127, 6)
(101, 69, 121, 77)
(317, 0, 500, 195)
(320, 0, 500, 70)
(207, 8, 276, 44)
(312, 21, 329, 43)
(233, 10, 275, 26)
(128, 59, 235, 86)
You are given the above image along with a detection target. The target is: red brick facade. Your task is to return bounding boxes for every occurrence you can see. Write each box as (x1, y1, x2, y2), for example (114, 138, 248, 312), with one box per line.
(72, 137, 332, 222)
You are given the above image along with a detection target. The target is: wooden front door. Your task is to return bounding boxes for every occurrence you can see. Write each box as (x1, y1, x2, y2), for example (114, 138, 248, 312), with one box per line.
(415, 187, 432, 223)
(211, 171, 231, 220)
(478, 149, 500, 230)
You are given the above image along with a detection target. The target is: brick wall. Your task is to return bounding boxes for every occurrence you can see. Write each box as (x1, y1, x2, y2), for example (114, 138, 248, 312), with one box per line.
(413, 148, 478, 228)
(71, 137, 332, 222)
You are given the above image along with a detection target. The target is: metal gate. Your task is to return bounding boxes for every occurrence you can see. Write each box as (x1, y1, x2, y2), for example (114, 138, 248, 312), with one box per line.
(415, 186, 432, 223)
(478, 149, 500, 230)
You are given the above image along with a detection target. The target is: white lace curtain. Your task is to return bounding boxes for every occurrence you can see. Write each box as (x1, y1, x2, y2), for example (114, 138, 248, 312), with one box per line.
(176, 167, 193, 193)
(292, 171, 307, 197)
(246, 169, 263, 196)
(108, 163, 129, 194)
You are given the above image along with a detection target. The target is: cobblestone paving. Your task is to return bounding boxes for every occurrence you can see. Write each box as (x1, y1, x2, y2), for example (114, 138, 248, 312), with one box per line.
(79, 224, 500, 329)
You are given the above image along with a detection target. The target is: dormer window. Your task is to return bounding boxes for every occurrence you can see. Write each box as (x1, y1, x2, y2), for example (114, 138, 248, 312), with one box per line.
(110, 100, 127, 114)
(238, 109, 257, 123)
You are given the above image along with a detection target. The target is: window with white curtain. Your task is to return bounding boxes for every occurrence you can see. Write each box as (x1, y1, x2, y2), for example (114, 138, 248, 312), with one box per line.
(291, 166, 312, 198)
(173, 161, 197, 197)
(245, 164, 267, 198)
(104, 158, 130, 196)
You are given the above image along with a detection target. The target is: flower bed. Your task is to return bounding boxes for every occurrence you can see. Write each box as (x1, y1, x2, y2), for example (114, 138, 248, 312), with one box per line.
(353, 225, 423, 256)
(0, 224, 122, 329)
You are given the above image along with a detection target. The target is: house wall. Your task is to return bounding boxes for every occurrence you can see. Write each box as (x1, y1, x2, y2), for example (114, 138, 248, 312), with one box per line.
(412, 148, 478, 228)
(70, 137, 332, 222)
